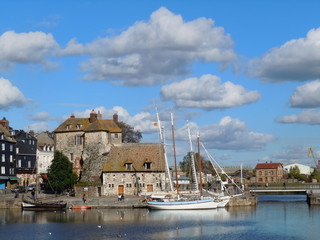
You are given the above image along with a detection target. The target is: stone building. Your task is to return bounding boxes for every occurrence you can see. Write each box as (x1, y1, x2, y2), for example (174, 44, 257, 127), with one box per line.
(54, 110, 122, 180)
(255, 163, 284, 183)
(102, 143, 166, 196)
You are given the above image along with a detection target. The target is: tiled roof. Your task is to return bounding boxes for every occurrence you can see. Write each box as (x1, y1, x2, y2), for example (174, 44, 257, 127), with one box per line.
(54, 118, 121, 133)
(103, 143, 166, 172)
(255, 163, 282, 169)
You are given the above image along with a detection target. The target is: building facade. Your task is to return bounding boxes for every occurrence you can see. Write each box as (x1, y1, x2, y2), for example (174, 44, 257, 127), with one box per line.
(255, 163, 284, 183)
(0, 118, 17, 189)
(35, 132, 54, 175)
(102, 143, 166, 196)
(13, 130, 38, 186)
(54, 110, 122, 179)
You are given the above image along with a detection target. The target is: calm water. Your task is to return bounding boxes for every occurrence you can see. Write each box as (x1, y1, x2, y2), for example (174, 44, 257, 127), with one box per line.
(0, 195, 320, 240)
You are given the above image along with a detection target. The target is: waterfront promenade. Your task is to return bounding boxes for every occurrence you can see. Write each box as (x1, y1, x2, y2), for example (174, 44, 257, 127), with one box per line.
(0, 191, 257, 209)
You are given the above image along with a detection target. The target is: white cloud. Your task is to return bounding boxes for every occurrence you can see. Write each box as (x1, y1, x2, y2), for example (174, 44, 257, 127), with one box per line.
(72, 106, 157, 133)
(62, 7, 237, 86)
(289, 80, 320, 108)
(0, 78, 29, 110)
(29, 112, 54, 121)
(24, 122, 51, 133)
(0, 31, 58, 70)
(175, 117, 274, 151)
(276, 109, 320, 125)
(161, 74, 260, 109)
(248, 28, 320, 82)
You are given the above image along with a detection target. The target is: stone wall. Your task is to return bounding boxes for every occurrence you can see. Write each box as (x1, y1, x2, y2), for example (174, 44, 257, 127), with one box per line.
(228, 194, 257, 207)
(103, 172, 166, 196)
(55, 132, 84, 163)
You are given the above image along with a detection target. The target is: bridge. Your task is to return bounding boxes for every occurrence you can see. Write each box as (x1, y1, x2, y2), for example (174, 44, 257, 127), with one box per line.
(248, 184, 320, 195)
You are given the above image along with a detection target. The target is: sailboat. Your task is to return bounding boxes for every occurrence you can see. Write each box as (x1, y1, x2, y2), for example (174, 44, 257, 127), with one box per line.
(201, 142, 244, 207)
(147, 113, 218, 210)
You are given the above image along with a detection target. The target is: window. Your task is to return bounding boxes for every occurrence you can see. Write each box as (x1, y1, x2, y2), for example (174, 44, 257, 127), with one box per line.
(66, 125, 71, 130)
(17, 159, 21, 168)
(9, 155, 13, 162)
(125, 163, 132, 170)
(1, 143, 5, 151)
(1, 154, 5, 162)
(1, 166, 5, 174)
(108, 184, 114, 188)
(70, 153, 74, 162)
(76, 124, 82, 130)
(144, 162, 152, 170)
(126, 183, 132, 188)
(115, 133, 118, 138)
(10, 144, 13, 151)
(28, 161, 31, 168)
(75, 136, 83, 145)
(16, 148, 19, 154)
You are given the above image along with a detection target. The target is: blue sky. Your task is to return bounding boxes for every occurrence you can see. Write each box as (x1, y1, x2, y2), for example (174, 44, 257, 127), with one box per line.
(1, 0, 320, 167)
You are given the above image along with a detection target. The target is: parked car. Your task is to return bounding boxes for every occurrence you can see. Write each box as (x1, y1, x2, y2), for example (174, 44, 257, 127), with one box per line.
(11, 186, 26, 193)
(27, 184, 36, 191)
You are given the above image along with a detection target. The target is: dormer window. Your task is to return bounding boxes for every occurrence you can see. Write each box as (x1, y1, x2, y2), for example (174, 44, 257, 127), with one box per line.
(76, 124, 82, 130)
(125, 163, 132, 170)
(66, 125, 71, 130)
(144, 162, 152, 170)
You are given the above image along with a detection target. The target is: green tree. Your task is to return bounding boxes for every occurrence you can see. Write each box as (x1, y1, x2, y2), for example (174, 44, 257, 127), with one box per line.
(309, 169, 320, 182)
(288, 166, 307, 182)
(117, 121, 142, 143)
(179, 152, 216, 177)
(47, 151, 78, 193)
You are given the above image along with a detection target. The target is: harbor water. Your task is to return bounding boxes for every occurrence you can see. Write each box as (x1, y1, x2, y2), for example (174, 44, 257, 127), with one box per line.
(0, 195, 319, 240)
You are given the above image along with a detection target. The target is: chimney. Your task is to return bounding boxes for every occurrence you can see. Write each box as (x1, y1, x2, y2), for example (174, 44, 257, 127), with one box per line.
(0, 117, 9, 130)
(113, 113, 118, 123)
(97, 111, 102, 120)
(70, 113, 75, 118)
(29, 130, 35, 137)
(90, 110, 98, 123)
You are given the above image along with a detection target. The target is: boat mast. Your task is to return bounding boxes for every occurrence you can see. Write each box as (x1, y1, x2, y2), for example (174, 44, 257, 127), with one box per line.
(187, 123, 199, 192)
(155, 106, 173, 192)
(171, 113, 179, 195)
(197, 132, 203, 195)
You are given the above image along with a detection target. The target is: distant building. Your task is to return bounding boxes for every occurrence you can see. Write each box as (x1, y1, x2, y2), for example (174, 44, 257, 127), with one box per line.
(0, 118, 17, 189)
(255, 163, 284, 183)
(13, 130, 38, 186)
(35, 132, 54, 175)
(283, 163, 313, 176)
(102, 143, 166, 196)
(54, 110, 122, 179)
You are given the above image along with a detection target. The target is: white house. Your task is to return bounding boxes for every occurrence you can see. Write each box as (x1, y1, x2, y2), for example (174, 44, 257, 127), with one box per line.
(283, 163, 313, 175)
(35, 132, 54, 175)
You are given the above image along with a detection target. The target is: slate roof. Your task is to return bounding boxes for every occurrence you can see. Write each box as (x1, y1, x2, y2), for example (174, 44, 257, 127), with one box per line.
(35, 132, 54, 147)
(54, 118, 121, 133)
(255, 163, 283, 169)
(103, 143, 166, 172)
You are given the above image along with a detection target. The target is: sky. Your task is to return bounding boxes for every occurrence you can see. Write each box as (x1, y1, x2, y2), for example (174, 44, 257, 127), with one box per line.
(1, 0, 320, 167)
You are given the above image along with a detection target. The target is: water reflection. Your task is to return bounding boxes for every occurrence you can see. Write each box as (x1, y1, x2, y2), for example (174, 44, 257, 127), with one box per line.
(1, 198, 320, 240)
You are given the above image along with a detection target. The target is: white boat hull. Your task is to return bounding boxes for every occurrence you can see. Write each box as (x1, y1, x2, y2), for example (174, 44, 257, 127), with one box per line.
(147, 198, 218, 210)
(214, 196, 231, 208)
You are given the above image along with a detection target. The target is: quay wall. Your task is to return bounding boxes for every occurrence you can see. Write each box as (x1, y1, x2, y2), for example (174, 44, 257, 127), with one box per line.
(228, 195, 257, 207)
(307, 194, 320, 205)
